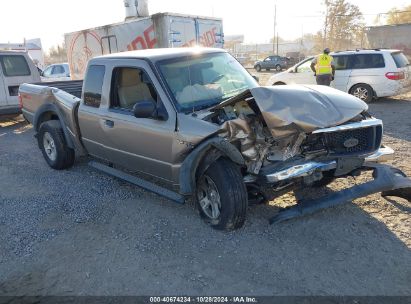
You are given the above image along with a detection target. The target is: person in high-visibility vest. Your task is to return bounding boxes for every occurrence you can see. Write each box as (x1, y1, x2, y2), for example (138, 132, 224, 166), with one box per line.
(310, 48, 335, 86)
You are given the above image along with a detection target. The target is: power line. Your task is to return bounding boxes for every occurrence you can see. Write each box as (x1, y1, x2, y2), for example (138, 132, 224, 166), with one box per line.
(290, 10, 411, 18)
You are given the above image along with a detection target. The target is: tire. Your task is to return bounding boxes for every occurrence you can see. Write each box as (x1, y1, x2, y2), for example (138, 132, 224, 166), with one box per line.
(273, 82, 286, 86)
(38, 120, 75, 170)
(196, 158, 247, 231)
(349, 84, 374, 103)
(275, 65, 282, 72)
(255, 65, 262, 72)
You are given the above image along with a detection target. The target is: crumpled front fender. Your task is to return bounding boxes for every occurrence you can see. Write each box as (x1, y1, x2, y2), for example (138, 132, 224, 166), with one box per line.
(179, 137, 245, 196)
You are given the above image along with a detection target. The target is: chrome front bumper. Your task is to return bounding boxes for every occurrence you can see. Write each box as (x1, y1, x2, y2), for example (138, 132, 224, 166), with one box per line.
(265, 146, 395, 183)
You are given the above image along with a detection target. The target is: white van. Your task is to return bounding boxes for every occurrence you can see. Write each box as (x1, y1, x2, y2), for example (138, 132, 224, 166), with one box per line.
(267, 49, 411, 102)
(0, 51, 41, 115)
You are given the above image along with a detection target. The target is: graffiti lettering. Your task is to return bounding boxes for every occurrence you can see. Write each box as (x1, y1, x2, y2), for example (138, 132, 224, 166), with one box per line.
(127, 24, 158, 50)
(199, 27, 218, 47)
(181, 27, 218, 48)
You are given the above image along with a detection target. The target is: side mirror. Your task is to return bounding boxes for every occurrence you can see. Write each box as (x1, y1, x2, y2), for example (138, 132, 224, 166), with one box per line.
(252, 75, 260, 82)
(132, 101, 156, 118)
(132, 100, 168, 120)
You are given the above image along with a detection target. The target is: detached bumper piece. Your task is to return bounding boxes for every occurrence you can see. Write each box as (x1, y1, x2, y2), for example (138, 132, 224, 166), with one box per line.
(269, 163, 411, 224)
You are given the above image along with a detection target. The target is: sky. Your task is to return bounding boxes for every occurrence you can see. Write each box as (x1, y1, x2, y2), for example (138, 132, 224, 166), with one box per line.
(0, 0, 409, 51)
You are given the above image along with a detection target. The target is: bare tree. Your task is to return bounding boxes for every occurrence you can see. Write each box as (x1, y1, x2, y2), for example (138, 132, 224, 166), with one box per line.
(386, 5, 411, 25)
(323, 0, 364, 51)
(45, 43, 67, 65)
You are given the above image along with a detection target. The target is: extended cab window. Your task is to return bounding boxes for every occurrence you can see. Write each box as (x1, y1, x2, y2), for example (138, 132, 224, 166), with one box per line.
(350, 54, 385, 69)
(83, 65, 105, 108)
(110, 67, 158, 111)
(0, 55, 31, 77)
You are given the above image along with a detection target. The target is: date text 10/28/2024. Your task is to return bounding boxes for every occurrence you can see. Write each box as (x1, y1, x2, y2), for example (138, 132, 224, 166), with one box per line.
(149, 297, 258, 303)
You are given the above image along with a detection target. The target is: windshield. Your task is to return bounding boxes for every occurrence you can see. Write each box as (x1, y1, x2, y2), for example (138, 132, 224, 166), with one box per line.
(157, 52, 258, 112)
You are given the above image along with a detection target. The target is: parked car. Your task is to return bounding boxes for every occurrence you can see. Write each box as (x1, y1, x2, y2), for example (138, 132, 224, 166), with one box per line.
(267, 49, 411, 102)
(41, 63, 71, 81)
(0, 50, 41, 115)
(254, 55, 288, 72)
(20, 48, 411, 230)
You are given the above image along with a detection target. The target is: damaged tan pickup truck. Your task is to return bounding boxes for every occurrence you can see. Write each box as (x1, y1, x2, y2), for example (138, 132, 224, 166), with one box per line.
(20, 48, 411, 230)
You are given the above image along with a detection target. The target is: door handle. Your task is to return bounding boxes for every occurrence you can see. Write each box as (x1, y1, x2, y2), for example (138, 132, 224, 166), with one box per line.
(104, 119, 114, 128)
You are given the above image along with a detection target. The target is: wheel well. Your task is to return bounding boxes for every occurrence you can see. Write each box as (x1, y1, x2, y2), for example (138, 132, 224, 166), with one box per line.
(273, 81, 286, 85)
(36, 111, 60, 131)
(349, 83, 376, 97)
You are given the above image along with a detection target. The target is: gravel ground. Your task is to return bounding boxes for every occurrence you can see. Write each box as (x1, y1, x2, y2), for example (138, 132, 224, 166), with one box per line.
(0, 84, 410, 296)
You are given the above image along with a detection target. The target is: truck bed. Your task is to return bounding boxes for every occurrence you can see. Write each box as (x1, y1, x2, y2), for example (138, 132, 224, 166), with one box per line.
(19, 81, 83, 149)
(31, 80, 83, 98)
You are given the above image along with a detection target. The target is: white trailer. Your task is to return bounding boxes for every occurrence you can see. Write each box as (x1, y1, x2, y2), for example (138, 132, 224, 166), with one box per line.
(65, 12, 224, 79)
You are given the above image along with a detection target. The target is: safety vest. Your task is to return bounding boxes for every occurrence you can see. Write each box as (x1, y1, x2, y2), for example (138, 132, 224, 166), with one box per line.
(316, 54, 333, 75)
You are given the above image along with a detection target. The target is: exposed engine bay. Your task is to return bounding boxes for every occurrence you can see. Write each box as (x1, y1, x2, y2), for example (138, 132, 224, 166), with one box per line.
(202, 85, 372, 176)
(205, 99, 304, 174)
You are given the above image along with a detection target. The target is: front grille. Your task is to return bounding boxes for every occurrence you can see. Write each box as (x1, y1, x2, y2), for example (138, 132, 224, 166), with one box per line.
(303, 124, 382, 157)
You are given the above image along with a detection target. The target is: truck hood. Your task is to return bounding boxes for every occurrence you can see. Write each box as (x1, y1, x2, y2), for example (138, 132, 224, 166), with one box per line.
(213, 85, 368, 138)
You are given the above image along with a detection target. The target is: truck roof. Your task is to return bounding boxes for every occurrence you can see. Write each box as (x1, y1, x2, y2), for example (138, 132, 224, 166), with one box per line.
(92, 47, 226, 63)
(0, 50, 29, 54)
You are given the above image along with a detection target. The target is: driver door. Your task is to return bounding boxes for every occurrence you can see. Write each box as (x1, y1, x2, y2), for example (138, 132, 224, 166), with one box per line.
(80, 59, 177, 182)
(261, 57, 271, 69)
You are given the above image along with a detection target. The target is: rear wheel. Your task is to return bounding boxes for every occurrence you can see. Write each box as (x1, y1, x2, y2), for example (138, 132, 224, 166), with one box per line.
(273, 81, 286, 86)
(196, 159, 247, 231)
(275, 64, 282, 72)
(38, 120, 75, 170)
(350, 84, 374, 103)
(255, 65, 262, 72)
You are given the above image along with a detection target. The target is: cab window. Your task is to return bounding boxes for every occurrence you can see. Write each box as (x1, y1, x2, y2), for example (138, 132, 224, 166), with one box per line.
(109, 67, 158, 112)
(83, 65, 105, 108)
(52, 65, 65, 74)
(43, 66, 53, 77)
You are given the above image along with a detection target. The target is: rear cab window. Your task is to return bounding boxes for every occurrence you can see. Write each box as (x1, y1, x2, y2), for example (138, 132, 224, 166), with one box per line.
(0, 55, 31, 77)
(350, 54, 385, 69)
(391, 52, 410, 68)
(83, 65, 105, 108)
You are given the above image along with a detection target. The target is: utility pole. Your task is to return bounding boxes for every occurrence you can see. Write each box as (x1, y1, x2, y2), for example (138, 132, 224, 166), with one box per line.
(276, 32, 279, 55)
(273, 5, 276, 54)
(323, 1, 329, 48)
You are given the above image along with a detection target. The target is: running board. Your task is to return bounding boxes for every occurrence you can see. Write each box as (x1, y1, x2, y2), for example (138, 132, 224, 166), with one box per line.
(89, 161, 185, 204)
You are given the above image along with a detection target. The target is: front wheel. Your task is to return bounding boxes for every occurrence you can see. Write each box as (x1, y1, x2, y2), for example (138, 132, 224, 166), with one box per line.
(38, 120, 75, 170)
(255, 65, 262, 72)
(196, 159, 248, 231)
(350, 84, 374, 103)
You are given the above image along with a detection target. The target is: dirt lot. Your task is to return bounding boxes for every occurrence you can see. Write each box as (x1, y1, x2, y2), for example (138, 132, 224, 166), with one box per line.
(0, 78, 410, 296)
